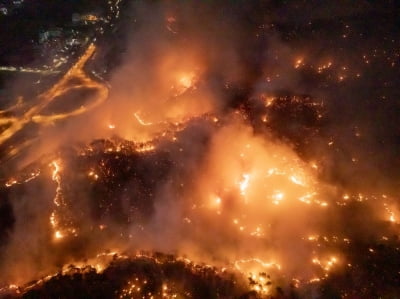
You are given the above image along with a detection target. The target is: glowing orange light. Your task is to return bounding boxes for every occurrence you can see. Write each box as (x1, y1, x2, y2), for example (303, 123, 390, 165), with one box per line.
(134, 112, 153, 126)
(54, 231, 64, 240)
(239, 174, 250, 196)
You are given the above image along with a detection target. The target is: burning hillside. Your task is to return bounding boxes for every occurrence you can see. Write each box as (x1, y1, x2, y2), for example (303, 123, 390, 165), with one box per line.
(1, 1, 400, 298)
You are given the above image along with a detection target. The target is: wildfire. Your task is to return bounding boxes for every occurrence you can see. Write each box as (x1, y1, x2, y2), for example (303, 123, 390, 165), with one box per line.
(272, 191, 285, 205)
(234, 258, 281, 295)
(135, 143, 156, 153)
(1, 86, 363, 297)
(54, 231, 64, 240)
(294, 57, 304, 68)
(1, 6, 399, 297)
(50, 160, 62, 206)
(49, 159, 78, 240)
(166, 15, 178, 34)
(179, 74, 194, 89)
(290, 175, 305, 186)
(0, 43, 109, 162)
(383, 202, 398, 223)
(133, 112, 153, 126)
(173, 72, 197, 96)
(312, 256, 340, 272)
(234, 258, 281, 272)
(238, 173, 250, 197)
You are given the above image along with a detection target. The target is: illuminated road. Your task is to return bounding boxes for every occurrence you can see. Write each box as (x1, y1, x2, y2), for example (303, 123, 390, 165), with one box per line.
(0, 43, 109, 161)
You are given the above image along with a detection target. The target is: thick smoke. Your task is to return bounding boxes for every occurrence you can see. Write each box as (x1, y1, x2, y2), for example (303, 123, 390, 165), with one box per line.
(0, 1, 399, 296)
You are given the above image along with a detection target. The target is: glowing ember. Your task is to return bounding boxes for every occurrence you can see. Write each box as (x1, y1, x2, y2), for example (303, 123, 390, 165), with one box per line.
(238, 173, 250, 197)
(54, 231, 64, 240)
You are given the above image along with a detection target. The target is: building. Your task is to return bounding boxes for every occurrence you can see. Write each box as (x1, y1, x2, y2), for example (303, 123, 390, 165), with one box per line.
(72, 12, 101, 25)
